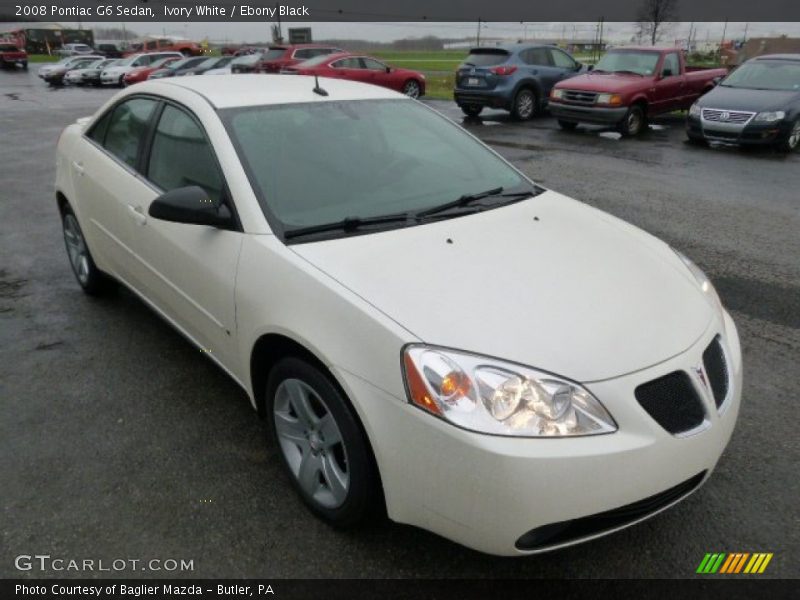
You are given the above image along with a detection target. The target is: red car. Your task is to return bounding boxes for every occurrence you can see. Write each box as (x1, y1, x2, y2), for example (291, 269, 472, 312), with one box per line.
(122, 56, 180, 85)
(254, 44, 343, 73)
(283, 53, 426, 98)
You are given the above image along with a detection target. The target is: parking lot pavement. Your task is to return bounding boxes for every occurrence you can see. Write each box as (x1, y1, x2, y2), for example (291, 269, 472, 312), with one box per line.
(1, 72, 798, 578)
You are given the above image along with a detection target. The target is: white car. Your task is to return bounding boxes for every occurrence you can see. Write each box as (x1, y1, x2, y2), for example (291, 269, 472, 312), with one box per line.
(63, 58, 111, 85)
(100, 51, 183, 86)
(58, 43, 95, 57)
(38, 55, 103, 79)
(55, 76, 742, 556)
(204, 66, 232, 75)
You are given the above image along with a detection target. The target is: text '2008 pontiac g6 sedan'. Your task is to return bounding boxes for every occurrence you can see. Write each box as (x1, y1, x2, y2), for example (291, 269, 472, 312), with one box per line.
(55, 75, 741, 556)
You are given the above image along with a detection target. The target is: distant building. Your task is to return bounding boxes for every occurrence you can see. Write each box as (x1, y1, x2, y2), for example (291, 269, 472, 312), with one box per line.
(735, 37, 800, 64)
(0, 22, 94, 54)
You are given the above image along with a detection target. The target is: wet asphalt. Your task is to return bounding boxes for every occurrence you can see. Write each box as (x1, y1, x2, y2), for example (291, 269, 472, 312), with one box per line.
(1, 68, 798, 579)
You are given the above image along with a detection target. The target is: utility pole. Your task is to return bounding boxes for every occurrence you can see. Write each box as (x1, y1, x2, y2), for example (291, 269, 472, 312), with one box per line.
(598, 17, 604, 61)
(743, 22, 749, 44)
(476, 18, 482, 46)
(720, 18, 728, 58)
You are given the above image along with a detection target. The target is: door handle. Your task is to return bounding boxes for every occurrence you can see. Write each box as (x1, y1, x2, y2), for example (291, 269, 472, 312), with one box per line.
(72, 161, 85, 176)
(127, 204, 147, 226)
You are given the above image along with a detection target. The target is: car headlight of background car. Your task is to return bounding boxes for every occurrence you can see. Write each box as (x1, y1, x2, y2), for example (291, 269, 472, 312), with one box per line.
(596, 93, 623, 106)
(689, 102, 702, 118)
(753, 111, 786, 123)
(673, 249, 723, 313)
(402, 346, 617, 437)
(550, 89, 564, 100)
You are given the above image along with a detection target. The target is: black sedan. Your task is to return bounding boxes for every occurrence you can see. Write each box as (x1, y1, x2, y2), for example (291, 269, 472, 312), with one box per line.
(687, 54, 800, 152)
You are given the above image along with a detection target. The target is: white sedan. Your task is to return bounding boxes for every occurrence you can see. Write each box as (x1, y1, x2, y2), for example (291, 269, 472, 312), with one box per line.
(55, 75, 742, 556)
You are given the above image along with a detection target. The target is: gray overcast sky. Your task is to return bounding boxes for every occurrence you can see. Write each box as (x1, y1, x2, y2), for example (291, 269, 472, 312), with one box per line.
(63, 21, 800, 44)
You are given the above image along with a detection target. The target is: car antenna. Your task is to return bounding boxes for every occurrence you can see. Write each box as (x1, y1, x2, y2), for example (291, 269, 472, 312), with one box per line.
(313, 74, 328, 97)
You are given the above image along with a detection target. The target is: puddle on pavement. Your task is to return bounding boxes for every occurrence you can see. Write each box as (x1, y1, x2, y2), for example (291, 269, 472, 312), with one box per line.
(598, 131, 622, 140)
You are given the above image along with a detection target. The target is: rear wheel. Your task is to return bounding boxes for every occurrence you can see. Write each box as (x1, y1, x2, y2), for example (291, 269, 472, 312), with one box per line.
(558, 119, 578, 131)
(777, 119, 800, 153)
(618, 105, 646, 137)
(266, 357, 381, 527)
(511, 88, 537, 121)
(460, 105, 483, 118)
(61, 205, 108, 296)
(402, 79, 421, 98)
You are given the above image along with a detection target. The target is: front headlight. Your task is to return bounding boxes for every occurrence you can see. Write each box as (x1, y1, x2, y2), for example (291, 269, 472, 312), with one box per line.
(754, 111, 786, 123)
(689, 102, 702, 117)
(402, 346, 616, 437)
(596, 93, 622, 105)
(550, 88, 564, 100)
(672, 249, 722, 313)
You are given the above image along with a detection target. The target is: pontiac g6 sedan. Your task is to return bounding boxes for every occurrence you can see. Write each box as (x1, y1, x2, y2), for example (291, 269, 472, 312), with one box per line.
(55, 75, 742, 556)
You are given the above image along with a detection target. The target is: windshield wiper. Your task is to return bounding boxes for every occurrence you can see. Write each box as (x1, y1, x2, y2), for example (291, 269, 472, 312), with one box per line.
(415, 187, 536, 219)
(613, 70, 644, 76)
(284, 212, 411, 240)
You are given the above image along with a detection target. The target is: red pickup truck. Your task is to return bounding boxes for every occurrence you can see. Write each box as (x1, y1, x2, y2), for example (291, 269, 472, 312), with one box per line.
(549, 47, 726, 136)
(0, 42, 27, 70)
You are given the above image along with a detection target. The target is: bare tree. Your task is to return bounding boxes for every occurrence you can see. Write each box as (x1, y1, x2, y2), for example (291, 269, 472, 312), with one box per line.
(636, 0, 678, 46)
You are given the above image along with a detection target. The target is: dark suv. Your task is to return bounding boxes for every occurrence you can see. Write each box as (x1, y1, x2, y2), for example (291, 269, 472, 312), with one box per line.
(454, 44, 585, 120)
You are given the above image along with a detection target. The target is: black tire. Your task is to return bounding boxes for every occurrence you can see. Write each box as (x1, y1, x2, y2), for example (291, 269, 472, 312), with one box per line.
(618, 104, 646, 137)
(686, 132, 708, 146)
(118, 75, 125, 87)
(61, 204, 109, 296)
(776, 118, 800, 153)
(558, 119, 578, 131)
(460, 104, 483, 118)
(265, 357, 381, 528)
(402, 79, 422, 98)
(511, 88, 537, 121)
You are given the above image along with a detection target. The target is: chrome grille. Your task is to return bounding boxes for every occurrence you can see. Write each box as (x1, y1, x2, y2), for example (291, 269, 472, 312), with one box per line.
(701, 108, 755, 124)
(563, 90, 598, 104)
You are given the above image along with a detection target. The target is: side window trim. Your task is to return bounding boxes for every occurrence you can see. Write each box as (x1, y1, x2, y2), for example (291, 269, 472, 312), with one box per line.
(141, 99, 242, 231)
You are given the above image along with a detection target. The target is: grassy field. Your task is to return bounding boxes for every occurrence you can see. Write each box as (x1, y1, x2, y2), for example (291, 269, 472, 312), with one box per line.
(28, 54, 60, 63)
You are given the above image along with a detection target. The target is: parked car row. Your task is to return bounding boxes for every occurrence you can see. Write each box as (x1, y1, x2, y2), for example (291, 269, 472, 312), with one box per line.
(455, 44, 799, 152)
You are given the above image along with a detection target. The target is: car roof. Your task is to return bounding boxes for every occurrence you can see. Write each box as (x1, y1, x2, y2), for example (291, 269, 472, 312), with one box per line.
(137, 73, 403, 108)
(753, 53, 800, 61)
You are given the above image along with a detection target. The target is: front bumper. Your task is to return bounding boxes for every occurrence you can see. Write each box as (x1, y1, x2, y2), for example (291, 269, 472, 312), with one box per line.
(687, 114, 793, 145)
(549, 101, 628, 125)
(336, 311, 742, 556)
(100, 72, 123, 85)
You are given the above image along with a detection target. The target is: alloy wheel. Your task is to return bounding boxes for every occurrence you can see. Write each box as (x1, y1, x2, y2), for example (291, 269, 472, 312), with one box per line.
(516, 91, 535, 119)
(273, 378, 350, 509)
(788, 121, 800, 150)
(403, 80, 421, 98)
(63, 214, 90, 285)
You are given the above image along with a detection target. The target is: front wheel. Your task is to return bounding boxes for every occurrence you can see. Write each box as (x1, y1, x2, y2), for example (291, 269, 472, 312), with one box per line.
(777, 119, 800, 153)
(62, 206, 108, 296)
(266, 357, 381, 527)
(618, 105, 646, 137)
(402, 79, 421, 98)
(511, 88, 537, 121)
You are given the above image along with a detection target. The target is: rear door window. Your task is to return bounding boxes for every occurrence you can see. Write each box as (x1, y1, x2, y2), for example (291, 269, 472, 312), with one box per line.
(102, 98, 158, 169)
(521, 48, 552, 66)
(463, 50, 510, 67)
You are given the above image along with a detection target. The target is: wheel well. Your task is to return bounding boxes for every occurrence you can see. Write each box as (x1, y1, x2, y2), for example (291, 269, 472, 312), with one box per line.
(632, 98, 648, 113)
(250, 333, 387, 511)
(56, 191, 69, 215)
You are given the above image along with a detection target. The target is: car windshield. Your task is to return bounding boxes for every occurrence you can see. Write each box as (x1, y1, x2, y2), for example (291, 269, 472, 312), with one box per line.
(720, 60, 800, 91)
(150, 57, 175, 68)
(233, 53, 262, 65)
(296, 54, 336, 67)
(116, 55, 139, 66)
(262, 48, 287, 61)
(195, 58, 218, 69)
(463, 50, 509, 67)
(594, 51, 660, 75)
(223, 99, 529, 237)
(166, 58, 194, 69)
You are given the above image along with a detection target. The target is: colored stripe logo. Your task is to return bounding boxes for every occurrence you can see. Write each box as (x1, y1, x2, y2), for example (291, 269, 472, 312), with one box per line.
(697, 552, 773, 574)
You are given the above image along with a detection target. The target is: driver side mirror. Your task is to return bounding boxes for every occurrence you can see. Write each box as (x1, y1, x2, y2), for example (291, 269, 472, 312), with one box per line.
(385, 66, 391, 73)
(149, 186, 233, 228)
(575, 62, 583, 71)
(587, 64, 594, 71)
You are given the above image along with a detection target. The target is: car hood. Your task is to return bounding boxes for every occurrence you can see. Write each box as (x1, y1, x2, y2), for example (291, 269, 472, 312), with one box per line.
(555, 71, 649, 93)
(290, 191, 713, 382)
(697, 85, 800, 112)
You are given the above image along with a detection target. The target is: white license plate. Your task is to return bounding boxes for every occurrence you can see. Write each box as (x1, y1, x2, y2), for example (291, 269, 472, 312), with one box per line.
(467, 77, 480, 86)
